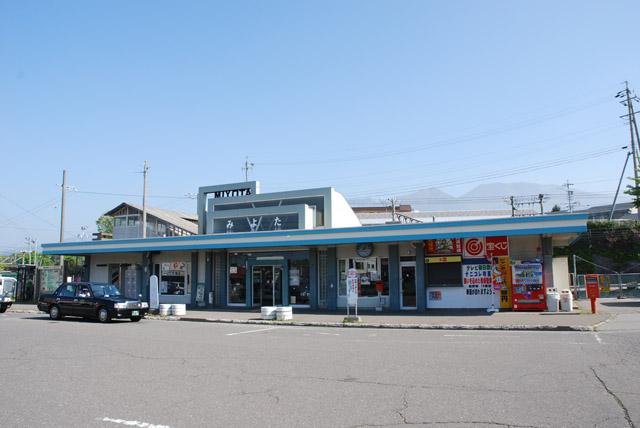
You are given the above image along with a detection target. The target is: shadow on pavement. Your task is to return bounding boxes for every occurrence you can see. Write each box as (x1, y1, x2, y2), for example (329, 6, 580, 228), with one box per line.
(601, 300, 640, 308)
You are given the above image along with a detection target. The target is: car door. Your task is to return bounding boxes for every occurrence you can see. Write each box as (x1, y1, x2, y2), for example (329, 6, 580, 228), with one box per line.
(75, 284, 95, 318)
(56, 283, 77, 315)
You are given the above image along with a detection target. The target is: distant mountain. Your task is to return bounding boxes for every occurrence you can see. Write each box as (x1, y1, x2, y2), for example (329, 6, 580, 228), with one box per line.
(349, 182, 622, 213)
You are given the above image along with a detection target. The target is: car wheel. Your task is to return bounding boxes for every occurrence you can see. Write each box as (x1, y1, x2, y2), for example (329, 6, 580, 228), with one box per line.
(49, 305, 61, 320)
(0, 305, 7, 313)
(130, 316, 142, 322)
(97, 307, 111, 323)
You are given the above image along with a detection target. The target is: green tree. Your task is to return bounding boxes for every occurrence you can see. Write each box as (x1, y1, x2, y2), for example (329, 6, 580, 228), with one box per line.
(96, 215, 113, 234)
(555, 221, 640, 271)
(624, 168, 640, 209)
(551, 204, 561, 212)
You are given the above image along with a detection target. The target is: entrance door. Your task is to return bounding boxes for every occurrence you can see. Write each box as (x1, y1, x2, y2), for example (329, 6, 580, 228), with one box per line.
(400, 262, 417, 310)
(252, 266, 283, 306)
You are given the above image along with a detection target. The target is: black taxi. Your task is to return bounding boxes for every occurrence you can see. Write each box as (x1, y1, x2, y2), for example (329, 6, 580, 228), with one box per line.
(38, 282, 149, 323)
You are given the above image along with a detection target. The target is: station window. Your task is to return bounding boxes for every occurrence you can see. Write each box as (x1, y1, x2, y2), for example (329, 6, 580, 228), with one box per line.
(426, 262, 462, 287)
(157, 262, 191, 295)
(338, 258, 389, 297)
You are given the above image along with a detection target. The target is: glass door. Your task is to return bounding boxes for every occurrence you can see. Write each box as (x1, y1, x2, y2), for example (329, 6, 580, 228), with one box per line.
(400, 262, 417, 310)
(252, 266, 283, 307)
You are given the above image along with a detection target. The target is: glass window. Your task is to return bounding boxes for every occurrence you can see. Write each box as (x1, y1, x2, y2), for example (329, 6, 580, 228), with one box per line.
(160, 262, 190, 295)
(289, 260, 309, 305)
(57, 284, 76, 297)
(90, 284, 121, 297)
(426, 262, 462, 287)
(228, 254, 247, 304)
(157, 223, 166, 236)
(114, 216, 126, 227)
(127, 215, 139, 227)
(338, 257, 389, 297)
(76, 284, 92, 298)
(339, 259, 347, 296)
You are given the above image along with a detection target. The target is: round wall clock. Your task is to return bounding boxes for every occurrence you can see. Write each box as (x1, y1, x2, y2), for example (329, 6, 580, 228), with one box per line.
(356, 243, 374, 258)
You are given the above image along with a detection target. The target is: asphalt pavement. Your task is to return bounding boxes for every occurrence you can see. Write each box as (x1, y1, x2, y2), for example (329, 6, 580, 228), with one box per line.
(1, 310, 639, 428)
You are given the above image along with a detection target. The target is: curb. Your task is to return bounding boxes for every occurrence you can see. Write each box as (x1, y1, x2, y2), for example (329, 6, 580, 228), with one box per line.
(153, 315, 598, 332)
(8, 309, 601, 331)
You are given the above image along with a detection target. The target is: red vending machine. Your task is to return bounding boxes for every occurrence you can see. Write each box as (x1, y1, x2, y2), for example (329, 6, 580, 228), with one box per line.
(511, 262, 546, 311)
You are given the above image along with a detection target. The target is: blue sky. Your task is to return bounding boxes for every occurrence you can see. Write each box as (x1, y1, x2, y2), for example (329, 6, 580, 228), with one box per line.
(1, 0, 639, 251)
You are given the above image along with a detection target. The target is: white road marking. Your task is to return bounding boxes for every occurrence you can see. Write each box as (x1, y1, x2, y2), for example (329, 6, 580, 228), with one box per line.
(594, 332, 603, 344)
(101, 416, 170, 428)
(444, 334, 520, 338)
(226, 327, 278, 336)
(317, 332, 340, 336)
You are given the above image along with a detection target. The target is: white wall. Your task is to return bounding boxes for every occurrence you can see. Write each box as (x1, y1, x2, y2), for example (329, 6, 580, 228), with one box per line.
(427, 286, 499, 309)
(330, 189, 361, 228)
(509, 235, 541, 261)
(552, 257, 570, 291)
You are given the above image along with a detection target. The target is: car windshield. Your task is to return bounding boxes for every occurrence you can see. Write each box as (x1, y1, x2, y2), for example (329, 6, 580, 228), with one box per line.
(90, 284, 122, 297)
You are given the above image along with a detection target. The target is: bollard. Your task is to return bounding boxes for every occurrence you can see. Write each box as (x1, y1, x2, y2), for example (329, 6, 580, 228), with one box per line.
(590, 297, 597, 314)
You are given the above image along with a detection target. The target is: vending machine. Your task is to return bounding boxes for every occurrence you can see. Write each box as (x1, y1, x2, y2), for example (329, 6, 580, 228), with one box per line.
(511, 262, 546, 311)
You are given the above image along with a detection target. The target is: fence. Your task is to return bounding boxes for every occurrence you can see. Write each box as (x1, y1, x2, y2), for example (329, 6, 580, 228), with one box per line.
(570, 273, 640, 299)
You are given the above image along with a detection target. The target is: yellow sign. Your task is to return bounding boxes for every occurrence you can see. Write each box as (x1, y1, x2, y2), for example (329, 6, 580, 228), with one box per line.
(425, 256, 462, 264)
(492, 256, 512, 309)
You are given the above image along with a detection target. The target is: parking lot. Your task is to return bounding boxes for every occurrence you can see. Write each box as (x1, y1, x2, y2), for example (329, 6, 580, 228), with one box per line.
(1, 311, 639, 427)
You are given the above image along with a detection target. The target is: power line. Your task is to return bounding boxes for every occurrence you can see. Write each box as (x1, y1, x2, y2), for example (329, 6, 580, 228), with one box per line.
(256, 96, 614, 167)
(345, 146, 621, 199)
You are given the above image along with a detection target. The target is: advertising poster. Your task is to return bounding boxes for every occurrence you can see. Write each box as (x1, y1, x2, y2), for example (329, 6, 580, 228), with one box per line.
(425, 238, 462, 255)
(346, 268, 359, 306)
(485, 236, 509, 259)
(492, 256, 512, 309)
(512, 263, 543, 286)
(463, 238, 486, 259)
(462, 263, 493, 297)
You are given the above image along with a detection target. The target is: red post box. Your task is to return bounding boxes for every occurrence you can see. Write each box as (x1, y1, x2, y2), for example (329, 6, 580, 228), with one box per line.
(585, 274, 600, 313)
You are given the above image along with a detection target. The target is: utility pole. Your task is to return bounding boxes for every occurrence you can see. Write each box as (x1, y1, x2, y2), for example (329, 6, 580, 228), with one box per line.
(616, 82, 640, 219)
(538, 193, 545, 215)
(509, 196, 516, 217)
(610, 148, 632, 220)
(59, 169, 67, 268)
(242, 157, 254, 182)
(388, 197, 398, 222)
(142, 160, 149, 238)
(563, 180, 575, 213)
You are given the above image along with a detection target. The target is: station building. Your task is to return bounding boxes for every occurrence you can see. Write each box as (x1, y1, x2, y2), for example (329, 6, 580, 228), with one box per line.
(42, 181, 587, 311)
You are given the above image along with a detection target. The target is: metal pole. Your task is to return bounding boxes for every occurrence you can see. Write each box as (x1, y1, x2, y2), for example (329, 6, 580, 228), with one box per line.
(610, 151, 632, 220)
(142, 161, 149, 239)
(59, 170, 67, 268)
(623, 82, 640, 220)
(572, 254, 578, 299)
(617, 272, 623, 299)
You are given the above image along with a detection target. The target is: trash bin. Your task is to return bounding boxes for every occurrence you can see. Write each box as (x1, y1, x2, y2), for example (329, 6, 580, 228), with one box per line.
(560, 289, 573, 312)
(546, 288, 560, 312)
(276, 306, 293, 321)
(261, 306, 277, 320)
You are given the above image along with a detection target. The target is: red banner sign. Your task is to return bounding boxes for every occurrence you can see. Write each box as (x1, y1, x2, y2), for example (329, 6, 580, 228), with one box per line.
(485, 236, 509, 258)
(425, 238, 462, 255)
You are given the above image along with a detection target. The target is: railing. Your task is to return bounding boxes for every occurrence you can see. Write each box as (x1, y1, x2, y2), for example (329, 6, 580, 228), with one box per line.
(570, 273, 640, 299)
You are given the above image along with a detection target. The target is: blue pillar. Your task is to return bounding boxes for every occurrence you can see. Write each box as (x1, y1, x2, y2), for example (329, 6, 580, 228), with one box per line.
(309, 248, 318, 309)
(415, 243, 426, 312)
(83, 255, 91, 282)
(327, 247, 338, 310)
(216, 252, 227, 307)
(245, 257, 252, 308)
(141, 252, 152, 302)
(205, 251, 213, 307)
(389, 244, 400, 311)
(190, 252, 198, 307)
